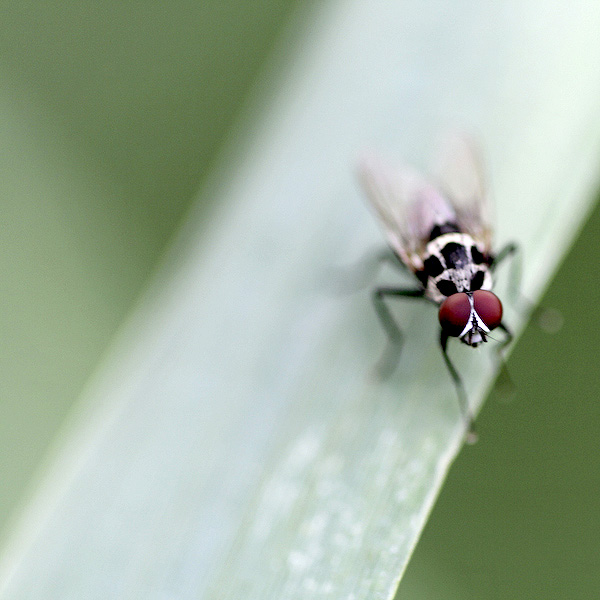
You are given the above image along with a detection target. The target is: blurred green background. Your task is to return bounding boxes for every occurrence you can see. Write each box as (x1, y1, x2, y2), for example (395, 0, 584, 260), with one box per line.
(0, 1, 599, 598)
(0, 0, 301, 541)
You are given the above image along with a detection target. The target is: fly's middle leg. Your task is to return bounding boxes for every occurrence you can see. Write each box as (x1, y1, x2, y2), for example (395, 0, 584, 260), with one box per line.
(372, 286, 425, 378)
(329, 247, 405, 294)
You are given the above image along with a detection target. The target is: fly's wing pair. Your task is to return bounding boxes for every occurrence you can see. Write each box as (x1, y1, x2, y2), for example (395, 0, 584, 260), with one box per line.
(433, 135, 493, 252)
(358, 136, 493, 271)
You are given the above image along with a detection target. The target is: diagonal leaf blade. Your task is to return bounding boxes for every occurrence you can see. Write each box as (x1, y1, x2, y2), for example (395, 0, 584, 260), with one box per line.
(2, 1, 600, 598)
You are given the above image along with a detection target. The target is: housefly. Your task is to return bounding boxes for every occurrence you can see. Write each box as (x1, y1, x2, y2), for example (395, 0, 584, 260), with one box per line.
(358, 137, 515, 442)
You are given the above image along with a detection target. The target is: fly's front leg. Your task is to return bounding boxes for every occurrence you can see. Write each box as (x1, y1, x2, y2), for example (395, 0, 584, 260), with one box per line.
(493, 243, 563, 334)
(496, 321, 513, 350)
(440, 331, 478, 444)
(372, 286, 425, 378)
(491, 321, 516, 400)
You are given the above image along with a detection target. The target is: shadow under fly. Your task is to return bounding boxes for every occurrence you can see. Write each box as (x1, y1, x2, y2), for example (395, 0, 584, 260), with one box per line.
(358, 137, 517, 444)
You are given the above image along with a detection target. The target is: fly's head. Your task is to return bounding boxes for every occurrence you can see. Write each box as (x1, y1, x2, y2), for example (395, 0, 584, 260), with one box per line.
(438, 290, 503, 347)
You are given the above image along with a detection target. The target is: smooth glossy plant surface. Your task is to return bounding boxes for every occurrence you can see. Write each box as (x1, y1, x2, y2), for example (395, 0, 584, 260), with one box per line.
(2, 1, 600, 599)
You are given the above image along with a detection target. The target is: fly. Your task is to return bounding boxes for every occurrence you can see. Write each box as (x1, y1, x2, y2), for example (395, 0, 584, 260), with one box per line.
(358, 137, 515, 443)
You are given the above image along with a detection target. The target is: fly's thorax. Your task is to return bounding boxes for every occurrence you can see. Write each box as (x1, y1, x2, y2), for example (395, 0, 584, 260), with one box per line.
(416, 232, 492, 304)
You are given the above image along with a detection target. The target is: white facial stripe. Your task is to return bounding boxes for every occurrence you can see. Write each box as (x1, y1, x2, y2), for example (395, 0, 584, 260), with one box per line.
(459, 294, 490, 339)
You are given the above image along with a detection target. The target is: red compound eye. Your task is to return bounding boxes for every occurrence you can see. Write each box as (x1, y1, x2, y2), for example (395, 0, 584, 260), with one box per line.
(438, 293, 471, 337)
(473, 290, 503, 331)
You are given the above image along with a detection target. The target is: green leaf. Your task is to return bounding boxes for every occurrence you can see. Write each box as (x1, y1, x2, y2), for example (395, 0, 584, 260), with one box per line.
(2, 1, 600, 598)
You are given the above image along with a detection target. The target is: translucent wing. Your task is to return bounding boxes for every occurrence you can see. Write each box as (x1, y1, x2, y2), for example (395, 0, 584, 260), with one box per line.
(358, 153, 457, 272)
(433, 134, 493, 252)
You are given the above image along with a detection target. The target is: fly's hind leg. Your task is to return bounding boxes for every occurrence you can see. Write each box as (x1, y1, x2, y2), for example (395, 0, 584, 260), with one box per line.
(372, 286, 425, 379)
(440, 331, 478, 444)
(489, 242, 528, 309)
